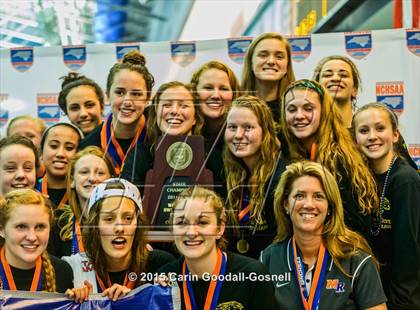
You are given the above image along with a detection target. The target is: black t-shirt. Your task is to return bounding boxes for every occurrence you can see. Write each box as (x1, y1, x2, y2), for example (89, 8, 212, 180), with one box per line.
(47, 188, 67, 209)
(48, 208, 72, 258)
(157, 252, 278, 310)
(372, 158, 420, 309)
(10, 254, 73, 293)
(266, 99, 281, 123)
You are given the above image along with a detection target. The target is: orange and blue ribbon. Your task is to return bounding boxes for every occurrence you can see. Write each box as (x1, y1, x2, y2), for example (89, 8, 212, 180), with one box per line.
(71, 217, 85, 255)
(292, 237, 328, 310)
(0, 247, 42, 291)
(100, 114, 146, 175)
(238, 187, 251, 225)
(182, 249, 226, 310)
(95, 270, 136, 293)
(36, 175, 68, 209)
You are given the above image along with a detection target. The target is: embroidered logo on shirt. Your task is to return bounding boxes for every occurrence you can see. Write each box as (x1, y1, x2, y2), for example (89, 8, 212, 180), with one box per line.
(217, 301, 244, 309)
(326, 279, 345, 293)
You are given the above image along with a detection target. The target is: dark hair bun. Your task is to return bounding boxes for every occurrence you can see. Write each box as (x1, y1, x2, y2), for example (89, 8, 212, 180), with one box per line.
(60, 72, 86, 89)
(122, 50, 146, 66)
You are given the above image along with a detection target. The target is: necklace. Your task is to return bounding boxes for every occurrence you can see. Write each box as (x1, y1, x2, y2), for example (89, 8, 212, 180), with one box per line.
(371, 156, 397, 236)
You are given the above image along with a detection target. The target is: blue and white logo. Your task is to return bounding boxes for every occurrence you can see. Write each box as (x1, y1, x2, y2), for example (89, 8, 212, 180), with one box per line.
(227, 37, 252, 64)
(10, 48, 33, 72)
(63, 45, 86, 70)
(345, 32, 372, 59)
(171, 42, 196, 67)
(287, 35, 311, 62)
(406, 29, 420, 57)
(116, 44, 140, 61)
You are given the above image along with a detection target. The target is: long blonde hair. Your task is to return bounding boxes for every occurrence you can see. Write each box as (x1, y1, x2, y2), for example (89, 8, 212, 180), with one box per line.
(0, 189, 57, 292)
(224, 95, 280, 225)
(280, 79, 378, 214)
(274, 162, 378, 275)
(241, 32, 295, 101)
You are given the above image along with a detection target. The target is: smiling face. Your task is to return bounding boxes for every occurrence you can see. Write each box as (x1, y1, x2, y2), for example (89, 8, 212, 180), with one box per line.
(225, 106, 263, 170)
(173, 197, 224, 261)
(286, 176, 328, 236)
(252, 38, 288, 83)
(318, 59, 357, 105)
(285, 89, 322, 149)
(66, 85, 103, 134)
(109, 69, 148, 127)
(41, 126, 79, 180)
(354, 108, 399, 172)
(98, 197, 137, 267)
(0, 204, 50, 269)
(156, 86, 196, 136)
(196, 68, 233, 119)
(0, 144, 36, 196)
(71, 154, 112, 208)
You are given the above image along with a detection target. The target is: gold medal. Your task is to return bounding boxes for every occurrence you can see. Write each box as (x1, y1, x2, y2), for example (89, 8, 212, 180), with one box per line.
(237, 239, 249, 254)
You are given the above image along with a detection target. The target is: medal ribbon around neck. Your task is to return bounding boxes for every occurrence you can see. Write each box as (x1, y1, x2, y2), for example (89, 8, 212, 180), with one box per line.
(292, 237, 329, 310)
(100, 114, 146, 175)
(95, 270, 136, 293)
(182, 249, 227, 310)
(310, 143, 317, 161)
(238, 187, 251, 225)
(37, 175, 69, 209)
(71, 217, 85, 255)
(0, 247, 43, 291)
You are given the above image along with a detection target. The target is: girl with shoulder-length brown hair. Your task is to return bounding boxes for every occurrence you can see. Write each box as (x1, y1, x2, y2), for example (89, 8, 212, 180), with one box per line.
(261, 161, 386, 309)
(0, 189, 73, 293)
(64, 178, 174, 302)
(242, 32, 296, 121)
(280, 79, 378, 241)
(223, 95, 287, 259)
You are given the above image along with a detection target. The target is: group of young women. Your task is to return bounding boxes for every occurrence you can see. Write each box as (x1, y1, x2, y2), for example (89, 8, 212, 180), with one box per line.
(1, 31, 419, 309)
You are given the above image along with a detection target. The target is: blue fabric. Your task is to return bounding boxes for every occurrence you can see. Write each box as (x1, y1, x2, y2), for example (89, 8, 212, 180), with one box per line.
(0, 284, 179, 309)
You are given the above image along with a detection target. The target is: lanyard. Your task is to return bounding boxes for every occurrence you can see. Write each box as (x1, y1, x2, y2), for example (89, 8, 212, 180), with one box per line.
(0, 247, 42, 291)
(292, 237, 328, 310)
(182, 249, 226, 310)
(37, 175, 69, 209)
(95, 270, 136, 292)
(71, 217, 85, 255)
(310, 143, 317, 161)
(238, 187, 251, 225)
(100, 114, 146, 175)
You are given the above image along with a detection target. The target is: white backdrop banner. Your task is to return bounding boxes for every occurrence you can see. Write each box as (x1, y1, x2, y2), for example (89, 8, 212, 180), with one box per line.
(0, 28, 419, 166)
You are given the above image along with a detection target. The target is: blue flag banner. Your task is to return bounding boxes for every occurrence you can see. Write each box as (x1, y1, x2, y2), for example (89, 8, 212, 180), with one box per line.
(0, 284, 181, 309)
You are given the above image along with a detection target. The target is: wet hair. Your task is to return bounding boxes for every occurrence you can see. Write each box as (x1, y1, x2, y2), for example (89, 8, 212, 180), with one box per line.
(274, 161, 378, 275)
(58, 146, 116, 242)
(81, 180, 149, 286)
(224, 95, 280, 226)
(7, 115, 46, 137)
(0, 135, 40, 173)
(0, 189, 56, 292)
(147, 81, 204, 150)
(312, 55, 361, 106)
(241, 32, 295, 101)
(190, 60, 240, 100)
(106, 50, 155, 100)
(280, 79, 378, 215)
(171, 186, 227, 249)
(58, 72, 105, 114)
(40, 122, 83, 152)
